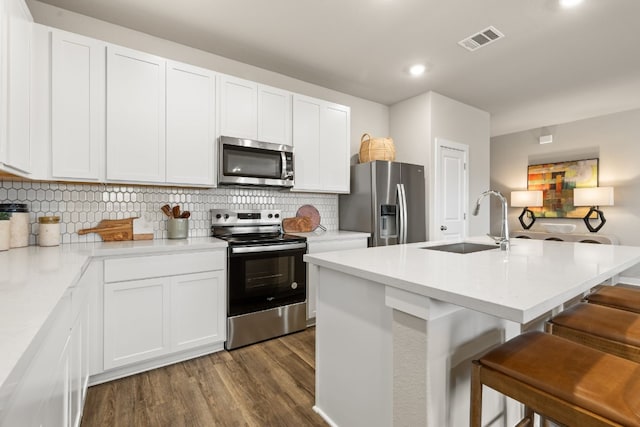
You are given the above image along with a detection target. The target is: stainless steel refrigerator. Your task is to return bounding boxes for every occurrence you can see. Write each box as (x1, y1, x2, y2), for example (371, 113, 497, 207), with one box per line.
(339, 161, 426, 247)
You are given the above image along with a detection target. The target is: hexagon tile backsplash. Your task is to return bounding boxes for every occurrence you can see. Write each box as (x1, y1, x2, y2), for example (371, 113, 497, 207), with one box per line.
(0, 180, 338, 245)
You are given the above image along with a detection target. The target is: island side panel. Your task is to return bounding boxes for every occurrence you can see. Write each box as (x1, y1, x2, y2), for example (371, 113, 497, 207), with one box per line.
(314, 266, 392, 427)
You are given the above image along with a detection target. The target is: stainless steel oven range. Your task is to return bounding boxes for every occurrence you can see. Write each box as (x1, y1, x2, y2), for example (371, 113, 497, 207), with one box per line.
(211, 209, 307, 350)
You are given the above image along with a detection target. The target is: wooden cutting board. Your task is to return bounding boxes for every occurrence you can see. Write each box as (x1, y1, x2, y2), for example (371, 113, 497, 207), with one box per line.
(78, 218, 136, 241)
(296, 205, 320, 230)
(282, 216, 313, 233)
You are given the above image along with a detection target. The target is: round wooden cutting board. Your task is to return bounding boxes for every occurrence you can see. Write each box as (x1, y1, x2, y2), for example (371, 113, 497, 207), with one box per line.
(296, 205, 321, 230)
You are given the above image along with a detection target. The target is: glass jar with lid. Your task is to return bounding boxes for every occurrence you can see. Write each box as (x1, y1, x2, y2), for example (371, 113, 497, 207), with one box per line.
(38, 216, 61, 247)
(0, 203, 30, 248)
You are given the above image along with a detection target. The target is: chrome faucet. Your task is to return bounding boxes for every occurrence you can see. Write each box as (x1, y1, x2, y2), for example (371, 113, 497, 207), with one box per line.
(473, 190, 510, 251)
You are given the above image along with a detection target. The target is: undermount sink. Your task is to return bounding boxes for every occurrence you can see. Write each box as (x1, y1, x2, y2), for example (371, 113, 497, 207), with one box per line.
(421, 242, 499, 254)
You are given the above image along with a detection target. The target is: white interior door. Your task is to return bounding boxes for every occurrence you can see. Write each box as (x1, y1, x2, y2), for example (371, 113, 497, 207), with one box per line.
(434, 139, 469, 241)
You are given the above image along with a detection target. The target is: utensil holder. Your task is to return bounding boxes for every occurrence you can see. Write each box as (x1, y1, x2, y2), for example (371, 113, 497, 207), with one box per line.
(167, 218, 189, 239)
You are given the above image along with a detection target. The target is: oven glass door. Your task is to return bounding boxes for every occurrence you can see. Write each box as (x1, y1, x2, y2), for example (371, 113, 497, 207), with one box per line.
(228, 244, 306, 316)
(223, 145, 283, 180)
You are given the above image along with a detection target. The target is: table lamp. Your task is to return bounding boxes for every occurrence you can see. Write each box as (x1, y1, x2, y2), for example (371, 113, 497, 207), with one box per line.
(511, 190, 543, 230)
(573, 187, 614, 233)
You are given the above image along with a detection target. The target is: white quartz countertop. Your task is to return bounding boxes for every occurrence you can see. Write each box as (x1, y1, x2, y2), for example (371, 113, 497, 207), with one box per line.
(291, 230, 370, 242)
(0, 237, 228, 390)
(73, 236, 228, 257)
(304, 237, 640, 323)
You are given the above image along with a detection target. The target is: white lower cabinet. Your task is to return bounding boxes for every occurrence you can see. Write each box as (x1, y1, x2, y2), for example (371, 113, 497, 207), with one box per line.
(104, 277, 171, 370)
(0, 261, 97, 427)
(306, 236, 368, 320)
(102, 251, 226, 372)
(171, 271, 225, 352)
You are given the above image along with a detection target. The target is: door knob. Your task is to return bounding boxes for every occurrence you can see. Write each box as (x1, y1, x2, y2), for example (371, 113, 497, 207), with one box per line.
(440, 225, 448, 231)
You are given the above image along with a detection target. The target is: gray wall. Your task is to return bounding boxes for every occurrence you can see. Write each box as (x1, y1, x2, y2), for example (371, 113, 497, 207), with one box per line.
(390, 92, 491, 239)
(26, 0, 389, 160)
(491, 108, 640, 279)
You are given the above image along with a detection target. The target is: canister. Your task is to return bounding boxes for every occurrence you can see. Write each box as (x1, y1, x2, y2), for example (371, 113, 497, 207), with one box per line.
(0, 203, 30, 248)
(167, 218, 189, 239)
(38, 216, 61, 247)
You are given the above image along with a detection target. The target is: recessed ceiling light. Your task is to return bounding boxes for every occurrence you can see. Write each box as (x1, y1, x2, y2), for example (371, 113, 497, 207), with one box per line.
(409, 64, 426, 76)
(559, 0, 583, 8)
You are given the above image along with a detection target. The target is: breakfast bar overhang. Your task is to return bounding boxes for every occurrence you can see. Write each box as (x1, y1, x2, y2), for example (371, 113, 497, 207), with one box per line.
(304, 237, 640, 427)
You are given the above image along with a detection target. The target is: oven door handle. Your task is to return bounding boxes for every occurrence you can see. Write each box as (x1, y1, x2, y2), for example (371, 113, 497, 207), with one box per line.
(230, 242, 307, 254)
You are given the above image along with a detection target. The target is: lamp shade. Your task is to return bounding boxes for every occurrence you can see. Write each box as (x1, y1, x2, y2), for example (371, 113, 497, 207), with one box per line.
(573, 187, 614, 207)
(511, 190, 543, 207)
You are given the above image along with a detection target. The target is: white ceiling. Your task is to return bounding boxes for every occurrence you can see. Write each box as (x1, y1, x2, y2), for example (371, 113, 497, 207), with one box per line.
(34, 0, 640, 136)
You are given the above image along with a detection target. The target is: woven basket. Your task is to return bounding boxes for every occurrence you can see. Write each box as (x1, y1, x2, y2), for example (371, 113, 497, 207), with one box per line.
(358, 133, 396, 163)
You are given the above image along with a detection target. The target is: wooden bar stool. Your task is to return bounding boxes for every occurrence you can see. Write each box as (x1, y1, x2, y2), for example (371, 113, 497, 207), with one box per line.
(546, 302, 640, 363)
(586, 284, 640, 314)
(471, 331, 640, 427)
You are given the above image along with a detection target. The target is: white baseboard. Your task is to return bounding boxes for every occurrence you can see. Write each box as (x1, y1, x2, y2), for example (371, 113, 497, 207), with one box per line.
(313, 405, 340, 427)
(88, 342, 225, 386)
(618, 276, 640, 286)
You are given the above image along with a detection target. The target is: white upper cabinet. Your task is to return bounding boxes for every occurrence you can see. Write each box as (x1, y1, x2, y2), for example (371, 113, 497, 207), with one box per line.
(50, 29, 105, 181)
(219, 74, 257, 140)
(166, 61, 216, 186)
(293, 94, 350, 193)
(258, 84, 292, 145)
(106, 45, 166, 183)
(219, 74, 292, 145)
(0, 0, 33, 175)
(321, 102, 350, 193)
(292, 94, 321, 191)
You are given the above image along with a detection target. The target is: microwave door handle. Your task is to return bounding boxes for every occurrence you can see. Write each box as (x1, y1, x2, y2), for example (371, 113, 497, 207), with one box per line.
(281, 152, 287, 180)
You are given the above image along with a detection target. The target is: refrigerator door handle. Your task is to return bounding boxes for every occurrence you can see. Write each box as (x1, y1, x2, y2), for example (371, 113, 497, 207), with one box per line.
(401, 184, 408, 243)
(396, 184, 403, 244)
(397, 183, 408, 244)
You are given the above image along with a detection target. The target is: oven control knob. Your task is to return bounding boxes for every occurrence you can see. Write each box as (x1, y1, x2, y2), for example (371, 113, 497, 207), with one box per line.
(274, 213, 280, 218)
(216, 214, 222, 219)
(291, 282, 298, 290)
(268, 213, 273, 218)
(224, 214, 229, 219)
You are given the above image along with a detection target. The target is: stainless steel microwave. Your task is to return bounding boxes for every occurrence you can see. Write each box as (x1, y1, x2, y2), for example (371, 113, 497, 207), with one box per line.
(218, 136, 294, 188)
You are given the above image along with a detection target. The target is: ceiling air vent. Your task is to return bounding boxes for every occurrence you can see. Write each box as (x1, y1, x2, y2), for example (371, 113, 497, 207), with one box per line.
(458, 26, 504, 52)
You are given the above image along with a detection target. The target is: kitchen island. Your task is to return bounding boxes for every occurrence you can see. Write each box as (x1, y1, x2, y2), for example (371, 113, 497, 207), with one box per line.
(304, 237, 640, 427)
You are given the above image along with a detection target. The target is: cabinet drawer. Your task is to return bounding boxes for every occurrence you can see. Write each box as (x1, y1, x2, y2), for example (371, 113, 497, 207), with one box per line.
(308, 239, 367, 254)
(104, 251, 225, 283)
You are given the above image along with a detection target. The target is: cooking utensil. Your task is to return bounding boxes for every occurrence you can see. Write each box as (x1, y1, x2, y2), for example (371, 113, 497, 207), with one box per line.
(161, 204, 172, 218)
(296, 205, 325, 231)
(172, 205, 181, 218)
(180, 211, 191, 219)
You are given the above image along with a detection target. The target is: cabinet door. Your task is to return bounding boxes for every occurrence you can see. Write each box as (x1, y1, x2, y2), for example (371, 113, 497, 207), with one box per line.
(292, 94, 321, 191)
(321, 102, 350, 193)
(258, 84, 291, 145)
(166, 61, 215, 186)
(1, 0, 32, 174)
(104, 277, 171, 369)
(51, 30, 105, 181)
(106, 46, 166, 183)
(171, 270, 226, 352)
(1, 292, 72, 427)
(219, 74, 257, 139)
(306, 238, 367, 320)
(42, 339, 71, 427)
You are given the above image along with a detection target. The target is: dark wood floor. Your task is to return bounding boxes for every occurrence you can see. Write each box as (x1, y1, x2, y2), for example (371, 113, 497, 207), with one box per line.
(81, 327, 327, 427)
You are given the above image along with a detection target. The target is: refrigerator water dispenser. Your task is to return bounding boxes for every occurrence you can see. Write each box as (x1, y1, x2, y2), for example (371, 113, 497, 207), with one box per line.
(380, 204, 397, 238)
